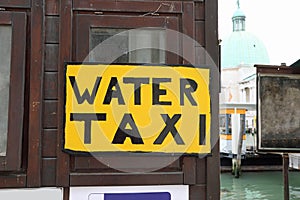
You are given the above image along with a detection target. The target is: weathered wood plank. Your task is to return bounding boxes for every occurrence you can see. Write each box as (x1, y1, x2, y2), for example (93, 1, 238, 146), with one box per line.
(43, 100, 58, 129)
(190, 185, 206, 200)
(0, 0, 30, 8)
(56, 0, 72, 187)
(70, 172, 183, 186)
(196, 157, 206, 184)
(0, 175, 26, 188)
(46, 0, 59, 16)
(73, 1, 182, 13)
(45, 16, 59, 43)
(44, 72, 58, 100)
(195, 21, 205, 46)
(183, 157, 197, 184)
(205, 0, 219, 66)
(182, 2, 195, 64)
(45, 44, 59, 72)
(195, 1, 205, 21)
(73, 156, 181, 172)
(195, 46, 207, 65)
(207, 143, 220, 200)
(27, 0, 44, 187)
(42, 129, 57, 157)
(205, 1, 220, 199)
(42, 158, 57, 186)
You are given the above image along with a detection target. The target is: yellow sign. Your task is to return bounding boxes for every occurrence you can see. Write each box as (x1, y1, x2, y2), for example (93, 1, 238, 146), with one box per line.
(64, 64, 211, 154)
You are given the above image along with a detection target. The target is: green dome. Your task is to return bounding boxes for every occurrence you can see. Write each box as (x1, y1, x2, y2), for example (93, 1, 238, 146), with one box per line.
(221, 1, 270, 69)
(221, 30, 270, 69)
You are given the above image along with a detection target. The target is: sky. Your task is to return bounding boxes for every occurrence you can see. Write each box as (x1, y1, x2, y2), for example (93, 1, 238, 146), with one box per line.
(218, 0, 300, 66)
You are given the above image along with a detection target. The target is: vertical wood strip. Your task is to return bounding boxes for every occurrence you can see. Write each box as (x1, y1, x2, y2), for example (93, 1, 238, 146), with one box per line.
(42, 158, 57, 186)
(196, 158, 206, 185)
(46, 0, 59, 16)
(183, 157, 196, 185)
(205, 0, 220, 199)
(182, 2, 195, 64)
(27, 0, 44, 187)
(205, 0, 219, 67)
(63, 187, 70, 200)
(194, 1, 205, 21)
(206, 143, 220, 200)
(57, 0, 72, 186)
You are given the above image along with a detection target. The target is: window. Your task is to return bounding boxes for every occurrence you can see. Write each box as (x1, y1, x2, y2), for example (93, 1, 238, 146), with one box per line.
(245, 87, 250, 102)
(0, 12, 26, 171)
(74, 15, 179, 64)
(90, 28, 166, 63)
(0, 25, 12, 156)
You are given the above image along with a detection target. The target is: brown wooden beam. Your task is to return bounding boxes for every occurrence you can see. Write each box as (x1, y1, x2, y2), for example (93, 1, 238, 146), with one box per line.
(27, 0, 44, 187)
(56, 0, 72, 187)
(70, 172, 184, 186)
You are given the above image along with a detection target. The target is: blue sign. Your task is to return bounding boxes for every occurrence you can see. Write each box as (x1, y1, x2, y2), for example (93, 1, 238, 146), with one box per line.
(104, 192, 171, 200)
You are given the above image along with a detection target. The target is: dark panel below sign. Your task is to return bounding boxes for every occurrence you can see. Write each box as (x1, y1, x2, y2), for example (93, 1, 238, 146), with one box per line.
(258, 74, 300, 151)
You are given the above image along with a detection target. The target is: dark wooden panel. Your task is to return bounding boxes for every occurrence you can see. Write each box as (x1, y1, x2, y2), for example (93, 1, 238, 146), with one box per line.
(73, 157, 112, 171)
(183, 157, 196, 184)
(158, 158, 181, 172)
(70, 172, 183, 186)
(195, 2, 205, 20)
(27, 0, 44, 187)
(205, 0, 219, 67)
(196, 157, 206, 184)
(182, 2, 195, 64)
(195, 21, 205, 46)
(190, 185, 206, 200)
(42, 158, 57, 186)
(206, 142, 220, 200)
(46, 0, 59, 16)
(73, 156, 181, 172)
(0, 174, 26, 188)
(63, 187, 70, 200)
(42, 129, 57, 157)
(45, 44, 59, 71)
(44, 72, 58, 100)
(256, 65, 294, 74)
(205, 3, 220, 198)
(45, 16, 59, 43)
(195, 46, 206, 65)
(0, 12, 12, 24)
(205, 1, 220, 198)
(43, 100, 58, 129)
(57, 0, 72, 186)
(73, 0, 182, 13)
(0, 0, 30, 8)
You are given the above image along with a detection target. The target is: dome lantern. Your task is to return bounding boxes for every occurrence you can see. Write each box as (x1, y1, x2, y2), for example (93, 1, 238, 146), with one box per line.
(232, 0, 246, 32)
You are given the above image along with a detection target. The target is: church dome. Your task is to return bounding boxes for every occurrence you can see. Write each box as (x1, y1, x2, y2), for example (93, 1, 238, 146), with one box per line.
(221, 2, 269, 69)
(221, 31, 269, 68)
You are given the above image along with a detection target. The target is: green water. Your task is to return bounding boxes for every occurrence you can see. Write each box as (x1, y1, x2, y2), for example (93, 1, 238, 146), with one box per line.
(221, 171, 300, 200)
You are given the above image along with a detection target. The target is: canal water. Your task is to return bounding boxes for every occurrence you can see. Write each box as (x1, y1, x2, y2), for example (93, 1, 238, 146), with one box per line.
(221, 171, 300, 200)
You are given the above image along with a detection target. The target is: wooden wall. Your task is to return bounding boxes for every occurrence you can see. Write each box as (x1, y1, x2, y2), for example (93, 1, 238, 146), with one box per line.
(0, 0, 219, 199)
